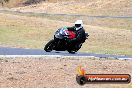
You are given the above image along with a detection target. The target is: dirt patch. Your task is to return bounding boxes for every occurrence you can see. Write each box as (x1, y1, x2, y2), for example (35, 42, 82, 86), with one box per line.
(0, 57, 132, 88)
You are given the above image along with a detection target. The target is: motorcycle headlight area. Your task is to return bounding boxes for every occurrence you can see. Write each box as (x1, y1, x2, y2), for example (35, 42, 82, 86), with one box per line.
(55, 33, 60, 38)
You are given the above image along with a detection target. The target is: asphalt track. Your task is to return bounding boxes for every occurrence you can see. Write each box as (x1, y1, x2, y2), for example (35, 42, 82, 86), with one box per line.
(0, 47, 132, 59)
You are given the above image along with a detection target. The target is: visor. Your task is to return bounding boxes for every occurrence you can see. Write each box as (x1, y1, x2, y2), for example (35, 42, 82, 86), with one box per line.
(75, 24, 81, 28)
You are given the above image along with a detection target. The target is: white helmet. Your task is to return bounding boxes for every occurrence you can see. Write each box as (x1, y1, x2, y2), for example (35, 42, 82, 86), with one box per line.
(74, 20, 83, 30)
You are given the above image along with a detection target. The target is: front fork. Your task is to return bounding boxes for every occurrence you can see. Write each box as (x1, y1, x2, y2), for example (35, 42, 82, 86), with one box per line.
(54, 38, 67, 50)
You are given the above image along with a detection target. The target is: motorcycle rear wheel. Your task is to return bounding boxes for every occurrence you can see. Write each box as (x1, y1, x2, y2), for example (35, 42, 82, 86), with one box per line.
(44, 39, 55, 52)
(67, 43, 82, 54)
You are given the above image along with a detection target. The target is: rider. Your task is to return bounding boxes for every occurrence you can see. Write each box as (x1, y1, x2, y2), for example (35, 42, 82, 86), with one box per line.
(67, 20, 86, 44)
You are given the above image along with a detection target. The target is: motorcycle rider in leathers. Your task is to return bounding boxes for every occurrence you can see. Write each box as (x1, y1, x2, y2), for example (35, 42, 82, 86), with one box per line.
(66, 20, 87, 49)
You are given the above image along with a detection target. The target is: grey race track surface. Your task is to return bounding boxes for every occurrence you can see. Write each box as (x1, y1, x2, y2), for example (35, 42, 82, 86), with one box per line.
(0, 47, 132, 59)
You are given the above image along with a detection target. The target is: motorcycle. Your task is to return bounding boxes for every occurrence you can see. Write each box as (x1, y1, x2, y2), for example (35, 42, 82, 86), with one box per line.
(44, 27, 89, 54)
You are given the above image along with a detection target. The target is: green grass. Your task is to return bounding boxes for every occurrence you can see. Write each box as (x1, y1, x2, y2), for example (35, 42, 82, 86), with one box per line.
(0, 26, 35, 48)
(0, 25, 52, 49)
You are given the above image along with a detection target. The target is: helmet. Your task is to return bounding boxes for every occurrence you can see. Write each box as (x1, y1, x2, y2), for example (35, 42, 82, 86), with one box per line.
(74, 20, 83, 30)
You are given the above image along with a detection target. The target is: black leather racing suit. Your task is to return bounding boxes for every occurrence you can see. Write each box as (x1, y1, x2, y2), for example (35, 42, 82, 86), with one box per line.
(67, 26, 86, 43)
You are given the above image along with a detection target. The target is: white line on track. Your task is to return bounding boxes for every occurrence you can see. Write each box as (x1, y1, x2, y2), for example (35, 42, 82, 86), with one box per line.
(0, 55, 96, 58)
(0, 55, 131, 60)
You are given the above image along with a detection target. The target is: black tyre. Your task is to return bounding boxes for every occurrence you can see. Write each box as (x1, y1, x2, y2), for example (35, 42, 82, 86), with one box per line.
(67, 43, 82, 54)
(44, 39, 55, 52)
(67, 50, 76, 54)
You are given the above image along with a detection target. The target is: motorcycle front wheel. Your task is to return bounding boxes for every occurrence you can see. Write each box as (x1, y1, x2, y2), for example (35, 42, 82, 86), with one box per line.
(67, 50, 76, 54)
(44, 39, 55, 52)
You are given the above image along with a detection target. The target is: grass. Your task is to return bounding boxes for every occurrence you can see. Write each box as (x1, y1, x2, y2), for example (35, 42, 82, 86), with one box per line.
(0, 26, 41, 48)
(9, 0, 131, 16)
(0, 14, 54, 48)
(0, 12, 132, 55)
(1, 10, 132, 30)
(88, 18, 132, 30)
